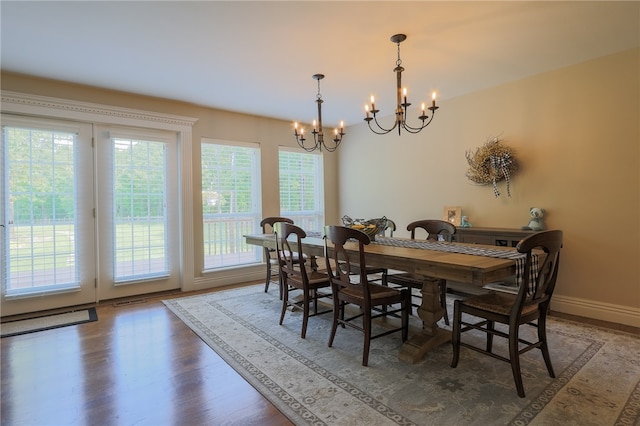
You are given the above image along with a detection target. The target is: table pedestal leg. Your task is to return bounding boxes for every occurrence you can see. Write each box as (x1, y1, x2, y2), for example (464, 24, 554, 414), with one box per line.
(399, 277, 451, 363)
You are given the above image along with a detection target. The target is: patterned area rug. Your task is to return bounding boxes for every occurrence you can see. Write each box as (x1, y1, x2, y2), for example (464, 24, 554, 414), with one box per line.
(163, 285, 640, 425)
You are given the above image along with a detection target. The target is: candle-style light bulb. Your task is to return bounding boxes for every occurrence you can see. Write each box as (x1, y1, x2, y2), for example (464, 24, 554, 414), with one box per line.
(340, 121, 344, 129)
(312, 119, 317, 130)
(432, 92, 437, 107)
(365, 105, 370, 119)
(370, 95, 376, 111)
(421, 103, 426, 114)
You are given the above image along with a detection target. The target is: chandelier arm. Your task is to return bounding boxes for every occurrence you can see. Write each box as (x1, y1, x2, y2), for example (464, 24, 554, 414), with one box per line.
(401, 123, 428, 134)
(370, 114, 398, 134)
(401, 112, 436, 132)
(296, 132, 321, 152)
(322, 138, 341, 152)
(366, 121, 393, 135)
(402, 115, 437, 134)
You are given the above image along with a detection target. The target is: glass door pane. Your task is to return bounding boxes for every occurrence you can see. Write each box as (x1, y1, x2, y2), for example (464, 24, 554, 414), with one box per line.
(113, 138, 168, 281)
(1, 115, 95, 316)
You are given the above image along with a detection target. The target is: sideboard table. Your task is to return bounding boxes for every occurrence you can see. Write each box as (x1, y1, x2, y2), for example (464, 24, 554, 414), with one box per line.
(453, 227, 537, 247)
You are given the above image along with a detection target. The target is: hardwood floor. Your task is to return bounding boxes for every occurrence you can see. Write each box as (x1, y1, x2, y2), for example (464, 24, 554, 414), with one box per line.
(1, 284, 293, 426)
(2, 283, 637, 426)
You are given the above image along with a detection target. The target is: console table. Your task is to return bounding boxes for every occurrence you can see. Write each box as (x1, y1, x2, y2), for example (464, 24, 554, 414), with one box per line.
(448, 227, 538, 296)
(454, 227, 537, 247)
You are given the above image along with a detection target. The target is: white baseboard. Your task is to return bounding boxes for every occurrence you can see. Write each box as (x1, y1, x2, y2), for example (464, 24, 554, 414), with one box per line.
(186, 266, 265, 292)
(551, 295, 640, 328)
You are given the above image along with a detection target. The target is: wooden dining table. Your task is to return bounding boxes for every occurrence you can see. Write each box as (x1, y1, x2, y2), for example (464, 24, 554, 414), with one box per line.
(244, 233, 518, 363)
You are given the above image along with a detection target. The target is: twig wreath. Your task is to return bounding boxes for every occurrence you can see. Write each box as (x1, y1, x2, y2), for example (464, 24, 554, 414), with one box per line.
(465, 137, 518, 197)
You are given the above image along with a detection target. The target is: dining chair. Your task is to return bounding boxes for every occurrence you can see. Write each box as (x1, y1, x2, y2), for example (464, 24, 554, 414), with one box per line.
(260, 216, 296, 298)
(275, 222, 332, 338)
(450, 230, 563, 398)
(324, 225, 410, 366)
(386, 219, 456, 324)
(346, 217, 397, 285)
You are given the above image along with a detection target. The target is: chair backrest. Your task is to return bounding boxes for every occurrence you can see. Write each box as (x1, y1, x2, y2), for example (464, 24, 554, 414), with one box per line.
(261, 216, 294, 233)
(274, 222, 308, 284)
(407, 219, 457, 241)
(324, 225, 374, 303)
(514, 230, 563, 314)
(260, 216, 294, 256)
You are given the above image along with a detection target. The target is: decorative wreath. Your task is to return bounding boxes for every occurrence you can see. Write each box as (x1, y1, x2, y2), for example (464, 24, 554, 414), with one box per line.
(465, 137, 518, 197)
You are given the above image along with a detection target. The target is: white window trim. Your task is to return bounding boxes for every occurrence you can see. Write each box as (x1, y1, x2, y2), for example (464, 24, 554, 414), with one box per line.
(1, 91, 198, 291)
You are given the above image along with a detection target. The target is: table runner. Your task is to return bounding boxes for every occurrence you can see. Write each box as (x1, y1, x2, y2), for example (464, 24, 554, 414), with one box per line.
(372, 237, 539, 294)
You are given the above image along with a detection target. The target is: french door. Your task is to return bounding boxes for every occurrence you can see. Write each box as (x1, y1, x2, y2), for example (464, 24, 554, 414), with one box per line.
(1, 116, 96, 315)
(1, 116, 180, 316)
(94, 125, 180, 301)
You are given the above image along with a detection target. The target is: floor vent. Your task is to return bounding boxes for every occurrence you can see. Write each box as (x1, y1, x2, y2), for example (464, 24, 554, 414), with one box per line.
(113, 298, 147, 307)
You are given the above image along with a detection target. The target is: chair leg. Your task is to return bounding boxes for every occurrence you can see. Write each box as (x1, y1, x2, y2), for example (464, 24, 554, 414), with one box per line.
(312, 289, 318, 314)
(264, 262, 272, 293)
(509, 326, 526, 398)
(401, 290, 410, 341)
(279, 283, 289, 326)
(362, 309, 372, 366)
(301, 289, 310, 339)
(450, 300, 461, 368)
(538, 314, 556, 378)
(328, 298, 340, 347)
(440, 280, 449, 325)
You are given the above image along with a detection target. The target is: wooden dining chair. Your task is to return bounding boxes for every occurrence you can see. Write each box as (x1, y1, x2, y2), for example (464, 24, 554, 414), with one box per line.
(450, 230, 563, 398)
(324, 225, 410, 366)
(275, 222, 332, 338)
(386, 219, 456, 324)
(260, 216, 296, 298)
(346, 218, 397, 285)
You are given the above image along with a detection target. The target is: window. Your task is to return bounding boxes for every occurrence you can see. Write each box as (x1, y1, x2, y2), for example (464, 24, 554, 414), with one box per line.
(279, 148, 324, 232)
(201, 139, 261, 270)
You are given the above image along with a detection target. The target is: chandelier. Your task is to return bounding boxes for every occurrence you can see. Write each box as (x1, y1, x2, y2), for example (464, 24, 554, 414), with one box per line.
(364, 34, 439, 135)
(294, 74, 345, 152)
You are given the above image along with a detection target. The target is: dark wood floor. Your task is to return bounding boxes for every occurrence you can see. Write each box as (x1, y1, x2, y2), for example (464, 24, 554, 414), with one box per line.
(2, 283, 637, 426)
(1, 284, 293, 426)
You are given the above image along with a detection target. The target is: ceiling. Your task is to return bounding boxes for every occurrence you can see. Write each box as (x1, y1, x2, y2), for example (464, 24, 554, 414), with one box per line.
(2, 1, 639, 127)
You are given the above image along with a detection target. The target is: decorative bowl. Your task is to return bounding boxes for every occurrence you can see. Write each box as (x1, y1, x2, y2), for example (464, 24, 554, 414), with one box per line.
(341, 216, 387, 241)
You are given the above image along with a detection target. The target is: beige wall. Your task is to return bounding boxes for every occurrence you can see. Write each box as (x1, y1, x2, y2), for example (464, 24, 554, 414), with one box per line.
(1, 48, 638, 326)
(340, 48, 639, 325)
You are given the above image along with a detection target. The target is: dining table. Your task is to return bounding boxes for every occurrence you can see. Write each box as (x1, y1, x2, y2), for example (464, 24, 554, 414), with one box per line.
(244, 232, 521, 364)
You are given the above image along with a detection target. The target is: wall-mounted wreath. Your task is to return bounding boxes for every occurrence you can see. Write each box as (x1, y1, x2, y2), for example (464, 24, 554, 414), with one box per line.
(465, 137, 518, 197)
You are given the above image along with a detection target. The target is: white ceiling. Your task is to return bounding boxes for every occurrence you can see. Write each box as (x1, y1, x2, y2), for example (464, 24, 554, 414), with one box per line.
(2, 1, 639, 127)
